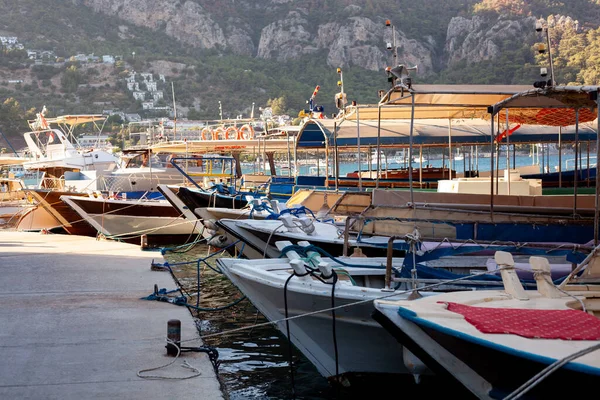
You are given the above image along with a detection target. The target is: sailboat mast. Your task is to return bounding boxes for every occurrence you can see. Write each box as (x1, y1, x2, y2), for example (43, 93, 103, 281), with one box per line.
(171, 81, 177, 140)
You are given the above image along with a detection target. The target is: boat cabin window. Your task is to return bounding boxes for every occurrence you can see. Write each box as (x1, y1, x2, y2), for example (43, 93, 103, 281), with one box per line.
(125, 152, 164, 168)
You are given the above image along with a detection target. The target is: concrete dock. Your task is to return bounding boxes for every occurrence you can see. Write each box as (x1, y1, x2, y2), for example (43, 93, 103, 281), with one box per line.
(0, 232, 224, 399)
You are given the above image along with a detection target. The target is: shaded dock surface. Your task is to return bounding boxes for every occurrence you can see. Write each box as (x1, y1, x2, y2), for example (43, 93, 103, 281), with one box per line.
(0, 232, 223, 399)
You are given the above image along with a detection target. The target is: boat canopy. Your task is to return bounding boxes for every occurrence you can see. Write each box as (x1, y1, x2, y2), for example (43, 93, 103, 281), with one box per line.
(149, 138, 294, 154)
(296, 85, 599, 149)
(46, 115, 106, 126)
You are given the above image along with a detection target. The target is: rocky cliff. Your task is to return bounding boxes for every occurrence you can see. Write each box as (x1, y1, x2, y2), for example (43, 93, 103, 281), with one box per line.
(80, 0, 444, 73)
(81, 0, 547, 75)
(444, 15, 537, 67)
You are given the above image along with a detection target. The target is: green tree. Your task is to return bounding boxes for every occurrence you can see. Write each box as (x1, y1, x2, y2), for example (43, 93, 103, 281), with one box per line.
(0, 98, 36, 144)
(267, 96, 288, 115)
(61, 65, 83, 93)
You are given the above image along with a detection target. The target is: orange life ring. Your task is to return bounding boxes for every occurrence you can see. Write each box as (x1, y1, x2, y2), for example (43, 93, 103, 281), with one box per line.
(213, 126, 226, 140)
(201, 127, 212, 140)
(238, 124, 255, 140)
(225, 126, 238, 140)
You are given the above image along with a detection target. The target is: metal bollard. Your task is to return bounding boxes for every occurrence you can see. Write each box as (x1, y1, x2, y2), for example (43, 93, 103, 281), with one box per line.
(141, 234, 149, 249)
(166, 319, 181, 356)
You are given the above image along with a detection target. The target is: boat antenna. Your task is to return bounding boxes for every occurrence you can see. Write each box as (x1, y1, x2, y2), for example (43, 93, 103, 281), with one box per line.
(171, 81, 177, 140)
(335, 68, 347, 115)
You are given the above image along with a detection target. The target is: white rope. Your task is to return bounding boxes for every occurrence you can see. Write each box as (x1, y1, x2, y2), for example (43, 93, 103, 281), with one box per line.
(503, 343, 600, 400)
(137, 339, 202, 380)
(175, 266, 512, 344)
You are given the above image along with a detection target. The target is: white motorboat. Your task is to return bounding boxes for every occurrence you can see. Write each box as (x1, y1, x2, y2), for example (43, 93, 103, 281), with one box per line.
(373, 249, 600, 399)
(216, 240, 437, 381)
(213, 216, 398, 259)
(22, 110, 119, 177)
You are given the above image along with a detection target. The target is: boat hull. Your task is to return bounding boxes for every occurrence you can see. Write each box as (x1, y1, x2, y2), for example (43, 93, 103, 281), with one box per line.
(60, 195, 199, 240)
(373, 306, 600, 399)
(218, 262, 414, 379)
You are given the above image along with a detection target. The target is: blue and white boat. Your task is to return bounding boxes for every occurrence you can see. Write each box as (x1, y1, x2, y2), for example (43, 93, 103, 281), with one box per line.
(373, 248, 600, 399)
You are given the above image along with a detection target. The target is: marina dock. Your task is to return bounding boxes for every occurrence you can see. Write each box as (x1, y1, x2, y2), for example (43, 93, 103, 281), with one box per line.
(0, 232, 223, 400)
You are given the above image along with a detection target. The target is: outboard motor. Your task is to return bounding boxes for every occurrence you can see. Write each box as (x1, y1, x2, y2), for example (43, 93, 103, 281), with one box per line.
(208, 234, 231, 248)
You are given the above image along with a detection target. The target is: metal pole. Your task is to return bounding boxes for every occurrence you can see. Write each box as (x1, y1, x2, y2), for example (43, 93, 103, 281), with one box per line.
(171, 82, 178, 139)
(286, 130, 292, 177)
(512, 144, 516, 171)
(325, 143, 329, 189)
(357, 108, 362, 190)
(442, 148, 446, 178)
(574, 108, 579, 216)
(587, 140, 591, 187)
(408, 93, 415, 205)
(594, 93, 600, 245)
(545, 26, 556, 87)
(334, 121, 339, 191)
(462, 146, 466, 177)
(448, 119, 453, 180)
(376, 105, 382, 188)
(558, 126, 562, 188)
(419, 145, 423, 186)
(293, 133, 298, 179)
(506, 109, 511, 196)
(490, 110, 495, 218)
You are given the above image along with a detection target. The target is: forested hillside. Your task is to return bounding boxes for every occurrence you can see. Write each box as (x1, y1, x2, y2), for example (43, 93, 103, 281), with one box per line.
(1, 0, 600, 146)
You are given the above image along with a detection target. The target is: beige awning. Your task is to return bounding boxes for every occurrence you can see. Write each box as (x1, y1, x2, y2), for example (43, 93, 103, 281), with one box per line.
(342, 85, 599, 126)
(48, 115, 106, 125)
(149, 138, 295, 154)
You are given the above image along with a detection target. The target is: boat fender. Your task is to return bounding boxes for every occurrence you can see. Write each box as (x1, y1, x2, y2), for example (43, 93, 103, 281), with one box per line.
(208, 234, 230, 248)
(402, 347, 429, 384)
(203, 219, 218, 231)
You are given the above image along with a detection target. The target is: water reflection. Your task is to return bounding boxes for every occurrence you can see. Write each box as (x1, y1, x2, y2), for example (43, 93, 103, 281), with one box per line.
(164, 244, 335, 399)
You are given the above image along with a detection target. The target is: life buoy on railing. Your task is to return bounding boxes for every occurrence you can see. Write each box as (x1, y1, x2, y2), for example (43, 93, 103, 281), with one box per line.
(213, 126, 226, 140)
(225, 126, 238, 140)
(238, 124, 255, 140)
(201, 127, 212, 140)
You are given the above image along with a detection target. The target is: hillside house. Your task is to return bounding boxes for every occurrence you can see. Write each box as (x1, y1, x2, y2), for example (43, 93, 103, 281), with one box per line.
(124, 113, 142, 122)
(145, 81, 157, 92)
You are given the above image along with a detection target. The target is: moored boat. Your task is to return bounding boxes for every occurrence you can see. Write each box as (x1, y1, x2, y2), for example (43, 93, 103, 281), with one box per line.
(373, 249, 600, 399)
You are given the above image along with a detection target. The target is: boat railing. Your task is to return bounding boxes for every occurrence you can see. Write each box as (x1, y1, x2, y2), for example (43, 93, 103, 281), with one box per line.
(169, 156, 237, 190)
(40, 176, 65, 191)
(565, 156, 597, 170)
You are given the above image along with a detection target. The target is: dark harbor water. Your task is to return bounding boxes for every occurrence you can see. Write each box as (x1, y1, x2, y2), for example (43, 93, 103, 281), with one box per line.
(162, 243, 463, 399)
